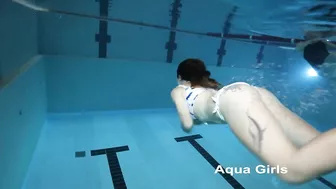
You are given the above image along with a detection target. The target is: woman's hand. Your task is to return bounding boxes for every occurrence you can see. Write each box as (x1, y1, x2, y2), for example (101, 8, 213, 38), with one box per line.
(182, 125, 192, 133)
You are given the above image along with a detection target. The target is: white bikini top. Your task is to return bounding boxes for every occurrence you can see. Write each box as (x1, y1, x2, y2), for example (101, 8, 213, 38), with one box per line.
(178, 85, 207, 119)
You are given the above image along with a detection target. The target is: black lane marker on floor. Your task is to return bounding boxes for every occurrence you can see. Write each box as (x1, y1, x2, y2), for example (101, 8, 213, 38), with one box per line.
(175, 134, 245, 189)
(317, 177, 336, 189)
(91, 146, 129, 189)
(95, 0, 111, 58)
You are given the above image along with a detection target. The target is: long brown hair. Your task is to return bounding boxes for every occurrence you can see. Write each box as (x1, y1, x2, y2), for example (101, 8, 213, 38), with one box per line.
(177, 59, 221, 90)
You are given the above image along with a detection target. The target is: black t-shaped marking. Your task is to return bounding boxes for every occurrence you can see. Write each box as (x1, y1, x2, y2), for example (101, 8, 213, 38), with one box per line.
(175, 134, 245, 189)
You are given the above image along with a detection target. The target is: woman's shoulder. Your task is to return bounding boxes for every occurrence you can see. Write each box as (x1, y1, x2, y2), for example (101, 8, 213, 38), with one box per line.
(171, 85, 187, 96)
(177, 84, 188, 89)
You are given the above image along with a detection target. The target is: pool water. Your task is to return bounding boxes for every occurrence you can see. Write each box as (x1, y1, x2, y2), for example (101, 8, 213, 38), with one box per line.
(21, 109, 336, 189)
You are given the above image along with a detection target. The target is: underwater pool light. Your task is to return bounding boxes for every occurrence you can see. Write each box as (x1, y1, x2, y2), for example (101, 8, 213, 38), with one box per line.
(307, 68, 318, 77)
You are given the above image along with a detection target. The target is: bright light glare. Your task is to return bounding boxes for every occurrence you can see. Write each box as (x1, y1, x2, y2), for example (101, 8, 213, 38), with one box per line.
(307, 68, 318, 77)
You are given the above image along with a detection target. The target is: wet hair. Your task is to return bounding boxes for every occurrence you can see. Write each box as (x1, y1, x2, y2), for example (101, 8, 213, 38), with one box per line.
(204, 70, 211, 77)
(177, 58, 220, 89)
(204, 70, 221, 89)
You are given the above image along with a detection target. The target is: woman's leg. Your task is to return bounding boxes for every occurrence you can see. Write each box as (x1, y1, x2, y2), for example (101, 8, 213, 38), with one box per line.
(217, 83, 336, 183)
(254, 87, 320, 147)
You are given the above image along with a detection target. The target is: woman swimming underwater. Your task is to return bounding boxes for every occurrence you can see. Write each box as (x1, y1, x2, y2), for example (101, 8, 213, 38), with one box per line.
(171, 58, 336, 184)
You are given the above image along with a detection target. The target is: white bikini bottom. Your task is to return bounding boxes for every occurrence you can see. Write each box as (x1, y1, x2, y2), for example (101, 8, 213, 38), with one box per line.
(211, 82, 250, 121)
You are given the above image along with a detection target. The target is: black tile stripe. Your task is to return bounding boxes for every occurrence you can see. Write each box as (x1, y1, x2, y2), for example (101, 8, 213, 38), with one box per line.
(91, 149, 105, 156)
(91, 146, 129, 189)
(175, 134, 245, 189)
(256, 45, 264, 64)
(317, 177, 336, 189)
(107, 152, 127, 189)
(95, 0, 111, 58)
(165, 0, 182, 63)
(175, 134, 202, 142)
(216, 6, 238, 67)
